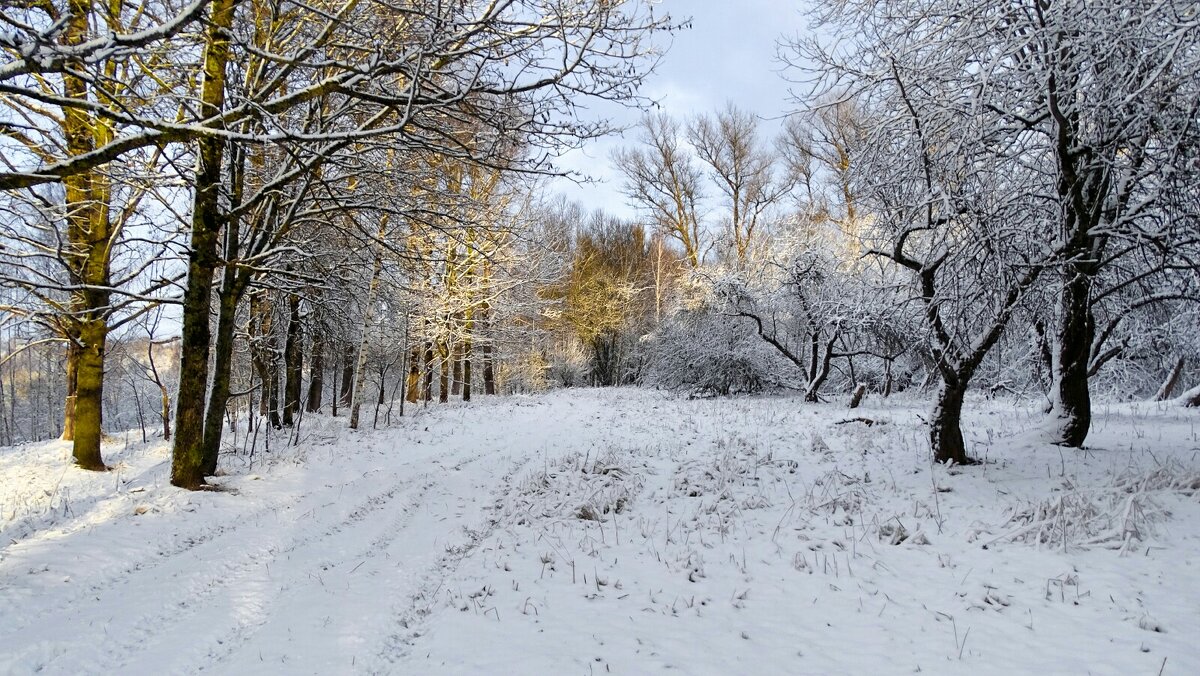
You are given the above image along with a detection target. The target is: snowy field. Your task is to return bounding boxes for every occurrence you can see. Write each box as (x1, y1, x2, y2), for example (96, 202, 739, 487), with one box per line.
(1, 389, 1199, 675)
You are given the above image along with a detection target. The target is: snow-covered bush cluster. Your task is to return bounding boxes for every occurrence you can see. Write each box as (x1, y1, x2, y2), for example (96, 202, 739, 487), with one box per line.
(644, 303, 790, 396)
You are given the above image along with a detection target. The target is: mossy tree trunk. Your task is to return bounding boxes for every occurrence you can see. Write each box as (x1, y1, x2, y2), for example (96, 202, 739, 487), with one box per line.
(170, 0, 236, 489)
(61, 0, 117, 471)
(72, 319, 109, 470)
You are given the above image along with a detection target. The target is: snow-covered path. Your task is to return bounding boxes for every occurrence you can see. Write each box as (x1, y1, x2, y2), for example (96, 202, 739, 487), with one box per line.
(2, 390, 1199, 674)
(0, 397, 577, 674)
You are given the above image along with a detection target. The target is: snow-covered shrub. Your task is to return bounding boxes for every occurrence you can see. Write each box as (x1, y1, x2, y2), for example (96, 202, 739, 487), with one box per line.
(543, 341, 590, 388)
(643, 304, 793, 396)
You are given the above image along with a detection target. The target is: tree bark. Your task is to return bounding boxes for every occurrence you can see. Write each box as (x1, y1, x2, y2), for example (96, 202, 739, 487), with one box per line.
(62, 339, 79, 441)
(330, 348, 340, 417)
(423, 341, 434, 402)
(930, 379, 971, 465)
(61, 0, 114, 470)
(282, 291, 302, 426)
(1048, 268, 1093, 447)
(170, 0, 236, 489)
(482, 342, 495, 395)
(406, 354, 421, 404)
(438, 339, 450, 403)
(338, 345, 355, 408)
(451, 340, 463, 396)
(200, 289, 239, 475)
(249, 292, 280, 430)
(462, 338, 473, 402)
(72, 319, 108, 470)
(803, 332, 838, 403)
(1152, 357, 1185, 402)
(481, 302, 496, 395)
(159, 384, 172, 442)
(307, 329, 325, 412)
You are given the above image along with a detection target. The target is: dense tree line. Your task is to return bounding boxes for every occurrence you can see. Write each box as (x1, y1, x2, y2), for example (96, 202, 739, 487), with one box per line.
(2, 0, 1197, 480)
(1, 0, 676, 486)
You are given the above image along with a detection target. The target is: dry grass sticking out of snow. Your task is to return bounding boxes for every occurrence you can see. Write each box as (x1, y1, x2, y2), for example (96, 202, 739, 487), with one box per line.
(2, 390, 1199, 675)
(403, 391, 1200, 675)
(985, 461, 1200, 553)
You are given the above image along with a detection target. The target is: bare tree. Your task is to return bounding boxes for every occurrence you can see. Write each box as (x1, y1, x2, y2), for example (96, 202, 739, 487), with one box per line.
(688, 104, 794, 268)
(613, 114, 706, 268)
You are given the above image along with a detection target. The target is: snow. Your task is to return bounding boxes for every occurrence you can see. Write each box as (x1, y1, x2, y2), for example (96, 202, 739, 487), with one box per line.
(2, 390, 1199, 674)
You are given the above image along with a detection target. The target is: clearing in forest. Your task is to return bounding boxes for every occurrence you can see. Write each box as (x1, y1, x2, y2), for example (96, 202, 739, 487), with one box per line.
(1, 389, 1198, 674)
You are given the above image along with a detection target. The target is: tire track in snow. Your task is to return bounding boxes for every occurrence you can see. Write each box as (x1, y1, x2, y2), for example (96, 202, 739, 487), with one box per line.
(106, 450, 494, 674)
(2, 457, 450, 674)
(0, 463, 394, 632)
(188, 471, 461, 672)
(368, 455, 532, 672)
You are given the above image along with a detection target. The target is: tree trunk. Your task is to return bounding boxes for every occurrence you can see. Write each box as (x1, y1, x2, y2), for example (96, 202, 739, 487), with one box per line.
(1179, 384, 1200, 408)
(307, 329, 325, 412)
(249, 292, 276, 421)
(1048, 268, 1093, 447)
(423, 341, 434, 402)
(374, 369, 387, 428)
(339, 345, 355, 408)
(172, 221, 221, 488)
(282, 291, 302, 426)
(406, 355, 421, 404)
(803, 333, 837, 403)
(60, 0, 113, 467)
(200, 284, 240, 476)
(438, 340, 450, 403)
(462, 338, 472, 402)
(482, 342, 495, 395)
(1152, 357, 1185, 402)
(170, 0, 236, 489)
(72, 319, 108, 470)
(849, 383, 867, 409)
(1032, 320, 1053, 393)
(930, 378, 972, 465)
(159, 383, 172, 442)
(350, 232, 385, 430)
(451, 341, 463, 396)
(481, 303, 495, 395)
(330, 348, 340, 417)
(267, 362, 281, 429)
(62, 339, 79, 441)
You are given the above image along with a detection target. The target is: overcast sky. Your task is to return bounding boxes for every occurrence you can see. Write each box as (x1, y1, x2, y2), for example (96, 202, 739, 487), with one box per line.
(548, 0, 812, 219)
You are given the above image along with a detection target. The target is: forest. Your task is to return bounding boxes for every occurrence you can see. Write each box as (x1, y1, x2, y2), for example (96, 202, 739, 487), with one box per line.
(2, 0, 1199, 673)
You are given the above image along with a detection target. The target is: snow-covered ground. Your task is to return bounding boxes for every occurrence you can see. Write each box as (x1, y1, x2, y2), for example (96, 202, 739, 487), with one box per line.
(2, 389, 1198, 675)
